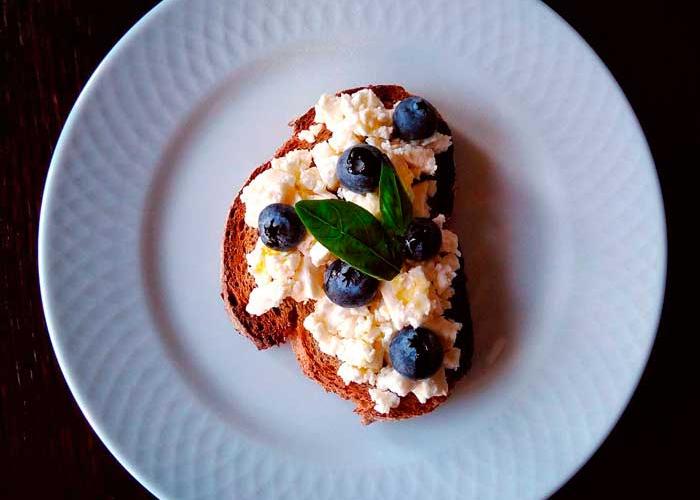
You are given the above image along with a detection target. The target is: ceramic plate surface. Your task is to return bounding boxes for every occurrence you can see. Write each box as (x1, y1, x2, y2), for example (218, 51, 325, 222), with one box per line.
(39, 0, 666, 498)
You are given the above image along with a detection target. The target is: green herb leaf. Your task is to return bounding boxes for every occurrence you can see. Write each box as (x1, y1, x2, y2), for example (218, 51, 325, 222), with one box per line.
(379, 158, 413, 235)
(295, 199, 402, 281)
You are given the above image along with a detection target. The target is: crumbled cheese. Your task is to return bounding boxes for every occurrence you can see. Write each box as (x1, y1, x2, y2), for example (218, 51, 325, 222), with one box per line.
(298, 167, 328, 198)
(303, 312, 341, 354)
(308, 241, 331, 266)
(380, 266, 432, 330)
(339, 363, 377, 386)
(327, 128, 362, 155)
(369, 388, 400, 414)
(441, 228, 460, 255)
(376, 366, 414, 397)
(298, 123, 324, 143)
(422, 239, 462, 316)
(247, 239, 301, 287)
(298, 130, 314, 143)
(246, 283, 287, 316)
(373, 303, 395, 339)
(270, 149, 313, 175)
(304, 298, 381, 342)
(366, 137, 438, 178)
(423, 252, 460, 298)
(245, 240, 299, 314)
(417, 132, 452, 154)
(245, 240, 323, 315)
(422, 315, 461, 347)
(376, 366, 448, 404)
(411, 367, 448, 403)
(314, 94, 345, 128)
(310, 141, 341, 190)
(290, 256, 325, 303)
(337, 188, 381, 218)
(339, 338, 382, 368)
(315, 89, 393, 140)
(412, 180, 437, 217)
(443, 347, 461, 370)
(390, 143, 437, 176)
(303, 297, 385, 375)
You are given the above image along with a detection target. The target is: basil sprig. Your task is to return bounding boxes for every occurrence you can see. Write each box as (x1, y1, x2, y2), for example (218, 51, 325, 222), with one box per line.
(294, 157, 413, 281)
(295, 200, 403, 280)
(379, 158, 413, 235)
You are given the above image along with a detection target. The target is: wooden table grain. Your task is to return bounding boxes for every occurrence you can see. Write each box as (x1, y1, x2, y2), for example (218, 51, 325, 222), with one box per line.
(1, 1, 693, 498)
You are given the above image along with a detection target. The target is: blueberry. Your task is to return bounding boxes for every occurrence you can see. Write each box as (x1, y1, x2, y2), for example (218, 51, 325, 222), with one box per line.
(337, 144, 383, 194)
(323, 259, 379, 307)
(393, 97, 438, 140)
(403, 218, 442, 261)
(258, 203, 306, 251)
(389, 327, 444, 379)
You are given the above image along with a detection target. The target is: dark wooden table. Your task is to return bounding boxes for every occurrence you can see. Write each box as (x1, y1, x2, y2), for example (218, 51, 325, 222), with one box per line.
(1, 1, 694, 498)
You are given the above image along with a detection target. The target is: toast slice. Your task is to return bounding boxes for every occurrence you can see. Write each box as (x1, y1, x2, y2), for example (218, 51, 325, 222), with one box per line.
(221, 85, 472, 423)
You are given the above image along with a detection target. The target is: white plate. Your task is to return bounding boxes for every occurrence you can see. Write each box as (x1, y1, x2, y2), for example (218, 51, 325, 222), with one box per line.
(39, 0, 666, 498)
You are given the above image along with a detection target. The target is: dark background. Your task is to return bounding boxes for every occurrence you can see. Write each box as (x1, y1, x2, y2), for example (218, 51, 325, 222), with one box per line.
(1, 1, 694, 498)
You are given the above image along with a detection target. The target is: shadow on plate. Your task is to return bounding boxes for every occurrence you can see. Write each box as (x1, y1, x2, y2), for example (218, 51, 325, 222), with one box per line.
(449, 130, 521, 398)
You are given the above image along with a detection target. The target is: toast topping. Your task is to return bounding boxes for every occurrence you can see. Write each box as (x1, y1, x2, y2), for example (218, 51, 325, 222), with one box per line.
(237, 89, 464, 414)
(314, 89, 393, 141)
(411, 180, 438, 217)
(335, 187, 381, 218)
(298, 123, 323, 143)
(368, 388, 401, 414)
(245, 239, 325, 315)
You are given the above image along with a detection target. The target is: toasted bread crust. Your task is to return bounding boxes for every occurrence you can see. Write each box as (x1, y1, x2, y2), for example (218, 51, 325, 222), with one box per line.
(221, 85, 471, 422)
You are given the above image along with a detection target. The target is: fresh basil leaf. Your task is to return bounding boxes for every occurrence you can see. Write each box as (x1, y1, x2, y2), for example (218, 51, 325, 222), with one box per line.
(379, 158, 413, 235)
(295, 199, 402, 281)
